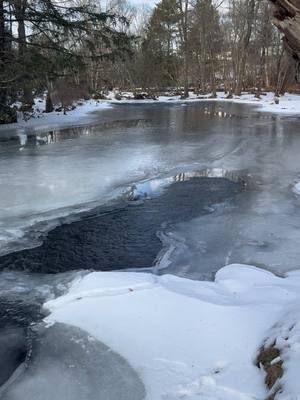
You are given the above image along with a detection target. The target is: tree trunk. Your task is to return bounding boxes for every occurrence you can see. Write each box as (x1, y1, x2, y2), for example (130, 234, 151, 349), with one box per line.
(178, 0, 189, 98)
(0, 0, 6, 108)
(275, 52, 292, 95)
(45, 90, 54, 113)
(14, 0, 34, 108)
(269, 0, 300, 83)
(234, 0, 256, 95)
(0, 0, 16, 123)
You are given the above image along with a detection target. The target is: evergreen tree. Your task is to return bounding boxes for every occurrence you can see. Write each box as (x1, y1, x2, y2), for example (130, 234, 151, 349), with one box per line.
(140, 0, 180, 89)
(0, 0, 131, 122)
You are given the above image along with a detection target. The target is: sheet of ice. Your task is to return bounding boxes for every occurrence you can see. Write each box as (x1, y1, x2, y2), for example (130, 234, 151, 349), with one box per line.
(45, 264, 300, 400)
(0, 98, 300, 273)
(1, 323, 145, 400)
(155, 192, 300, 278)
(0, 127, 165, 255)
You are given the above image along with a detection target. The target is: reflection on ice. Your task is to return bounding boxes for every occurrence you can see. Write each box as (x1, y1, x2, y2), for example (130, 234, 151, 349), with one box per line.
(124, 168, 247, 201)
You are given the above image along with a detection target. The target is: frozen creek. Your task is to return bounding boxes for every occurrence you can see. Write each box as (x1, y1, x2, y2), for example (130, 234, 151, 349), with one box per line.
(0, 101, 300, 399)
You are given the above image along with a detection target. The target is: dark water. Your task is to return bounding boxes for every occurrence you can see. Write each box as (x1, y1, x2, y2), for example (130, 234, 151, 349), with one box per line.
(0, 176, 243, 273)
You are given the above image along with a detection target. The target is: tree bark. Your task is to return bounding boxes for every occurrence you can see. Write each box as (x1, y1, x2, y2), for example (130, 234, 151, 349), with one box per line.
(269, 0, 300, 82)
(178, 0, 189, 98)
(234, 0, 256, 95)
(0, 0, 17, 123)
(0, 0, 4, 63)
(14, 0, 34, 108)
(45, 90, 54, 113)
(0, 0, 6, 109)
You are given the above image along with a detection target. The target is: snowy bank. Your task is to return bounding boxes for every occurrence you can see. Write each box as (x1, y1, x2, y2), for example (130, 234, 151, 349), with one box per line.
(115, 91, 300, 116)
(1, 91, 299, 141)
(225, 92, 300, 115)
(0, 100, 112, 139)
(208, 91, 300, 115)
(45, 264, 300, 400)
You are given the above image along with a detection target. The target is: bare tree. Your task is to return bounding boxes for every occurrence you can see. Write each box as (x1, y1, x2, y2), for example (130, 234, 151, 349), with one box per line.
(177, 0, 190, 97)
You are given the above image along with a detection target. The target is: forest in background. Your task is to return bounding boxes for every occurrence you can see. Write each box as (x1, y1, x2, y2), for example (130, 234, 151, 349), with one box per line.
(0, 0, 299, 123)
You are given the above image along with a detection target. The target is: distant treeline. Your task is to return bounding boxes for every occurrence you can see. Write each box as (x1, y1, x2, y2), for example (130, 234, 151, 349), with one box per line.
(0, 0, 298, 123)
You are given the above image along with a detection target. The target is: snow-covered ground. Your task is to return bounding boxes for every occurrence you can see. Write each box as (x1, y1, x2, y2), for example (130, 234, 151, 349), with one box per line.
(220, 92, 300, 115)
(114, 91, 300, 115)
(0, 100, 113, 139)
(44, 264, 300, 400)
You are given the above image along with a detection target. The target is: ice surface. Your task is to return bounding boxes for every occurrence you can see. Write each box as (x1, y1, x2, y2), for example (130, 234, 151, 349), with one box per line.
(0, 328, 26, 386)
(0, 100, 300, 274)
(0, 270, 86, 390)
(1, 99, 300, 399)
(45, 265, 300, 400)
(0, 125, 164, 255)
(1, 323, 145, 400)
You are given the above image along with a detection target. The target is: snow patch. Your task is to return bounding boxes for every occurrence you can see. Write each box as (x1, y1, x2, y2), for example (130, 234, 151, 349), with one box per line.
(293, 182, 300, 195)
(45, 264, 300, 400)
(0, 100, 112, 137)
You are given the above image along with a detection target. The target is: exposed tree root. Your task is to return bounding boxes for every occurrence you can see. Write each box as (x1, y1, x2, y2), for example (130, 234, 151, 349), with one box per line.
(256, 345, 284, 400)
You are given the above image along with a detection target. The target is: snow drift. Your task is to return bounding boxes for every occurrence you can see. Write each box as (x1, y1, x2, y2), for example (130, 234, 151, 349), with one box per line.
(44, 264, 300, 400)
